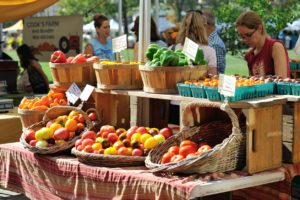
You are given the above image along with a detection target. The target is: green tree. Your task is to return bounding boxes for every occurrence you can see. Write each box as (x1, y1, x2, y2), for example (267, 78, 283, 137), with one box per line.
(213, 0, 298, 56)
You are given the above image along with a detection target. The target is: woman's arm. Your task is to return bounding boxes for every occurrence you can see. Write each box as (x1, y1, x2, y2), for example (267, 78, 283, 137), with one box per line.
(84, 44, 94, 55)
(133, 42, 139, 62)
(272, 42, 288, 78)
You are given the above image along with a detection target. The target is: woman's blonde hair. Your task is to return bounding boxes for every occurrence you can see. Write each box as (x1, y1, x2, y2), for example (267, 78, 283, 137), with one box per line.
(235, 10, 267, 36)
(176, 10, 208, 45)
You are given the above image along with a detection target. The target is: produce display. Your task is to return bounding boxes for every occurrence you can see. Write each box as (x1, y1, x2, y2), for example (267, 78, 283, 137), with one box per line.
(23, 109, 97, 148)
(18, 90, 67, 110)
(97, 61, 143, 65)
(74, 125, 174, 156)
(144, 44, 208, 66)
(50, 51, 100, 63)
(161, 140, 212, 164)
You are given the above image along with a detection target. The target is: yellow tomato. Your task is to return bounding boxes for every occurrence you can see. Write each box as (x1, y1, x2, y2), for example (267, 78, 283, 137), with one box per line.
(144, 137, 158, 150)
(104, 147, 117, 155)
(49, 123, 63, 136)
(131, 133, 141, 142)
(92, 143, 102, 150)
(140, 133, 152, 144)
(68, 110, 79, 119)
(65, 119, 78, 132)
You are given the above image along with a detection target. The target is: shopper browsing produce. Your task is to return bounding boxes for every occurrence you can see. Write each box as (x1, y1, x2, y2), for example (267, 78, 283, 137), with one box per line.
(84, 14, 115, 61)
(171, 10, 217, 75)
(236, 10, 290, 78)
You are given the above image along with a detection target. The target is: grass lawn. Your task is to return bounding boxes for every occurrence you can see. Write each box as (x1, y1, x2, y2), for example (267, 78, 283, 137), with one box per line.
(4, 48, 300, 84)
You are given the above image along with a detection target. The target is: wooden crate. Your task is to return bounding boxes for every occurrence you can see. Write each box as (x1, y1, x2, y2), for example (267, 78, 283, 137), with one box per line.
(93, 62, 142, 90)
(282, 101, 300, 163)
(139, 65, 208, 94)
(93, 92, 130, 129)
(50, 62, 96, 87)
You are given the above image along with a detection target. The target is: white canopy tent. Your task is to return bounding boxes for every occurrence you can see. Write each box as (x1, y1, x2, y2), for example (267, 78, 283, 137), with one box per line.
(285, 18, 300, 31)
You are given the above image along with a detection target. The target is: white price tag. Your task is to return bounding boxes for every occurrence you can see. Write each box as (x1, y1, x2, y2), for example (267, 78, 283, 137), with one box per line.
(182, 37, 198, 60)
(218, 74, 236, 97)
(112, 34, 127, 53)
(80, 84, 95, 101)
(66, 82, 81, 104)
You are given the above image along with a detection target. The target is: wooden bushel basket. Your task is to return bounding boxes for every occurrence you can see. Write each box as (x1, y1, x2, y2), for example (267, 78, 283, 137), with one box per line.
(145, 101, 246, 174)
(50, 62, 96, 87)
(93, 62, 143, 90)
(139, 65, 208, 94)
(20, 106, 93, 154)
(18, 108, 46, 130)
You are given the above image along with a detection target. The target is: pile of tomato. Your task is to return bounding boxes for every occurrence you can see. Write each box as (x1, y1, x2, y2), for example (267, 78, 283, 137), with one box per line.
(161, 140, 212, 164)
(50, 51, 100, 63)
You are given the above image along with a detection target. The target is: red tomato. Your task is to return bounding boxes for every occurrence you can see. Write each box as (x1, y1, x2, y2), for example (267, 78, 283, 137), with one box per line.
(179, 145, 197, 158)
(159, 127, 173, 139)
(170, 154, 184, 163)
(126, 129, 136, 140)
(197, 145, 212, 153)
(180, 140, 198, 151)
(168, 146, 180, 155)
(136, 127, 148, 134)
(161, 152, 175, 164)
(50, 51, 67, 63)
(81, 131, 97, 140)
(71, 54, 87, 63)
(67, 56, 74, 63)
(107, 133, 119, 144)
(99, 125, 115, 136)
(198, 141, 209, 147)
(132, 148, 143, 156)
(82, 138, 94, 147)
(75, 139, 82, 148)
(86, 56, 100, 62)
(88, 112, 97, 121)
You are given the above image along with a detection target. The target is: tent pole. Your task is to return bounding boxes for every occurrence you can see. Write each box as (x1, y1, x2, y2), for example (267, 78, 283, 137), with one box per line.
(0, 23, 2, 58)
(118, 0, 123, 36)
(154, 0, 159, 25)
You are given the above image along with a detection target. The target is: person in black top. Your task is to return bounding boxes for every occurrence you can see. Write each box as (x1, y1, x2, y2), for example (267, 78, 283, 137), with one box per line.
(16, 44, 49, 94)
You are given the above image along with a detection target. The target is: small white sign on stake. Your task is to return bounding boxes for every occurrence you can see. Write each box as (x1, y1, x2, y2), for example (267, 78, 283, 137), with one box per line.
(182, 37, 198, 61)
(66, 82, 81, 104)
(112, 34, 127, 53)
(80, 84, 95, 101)
(218, 74, 236, 97)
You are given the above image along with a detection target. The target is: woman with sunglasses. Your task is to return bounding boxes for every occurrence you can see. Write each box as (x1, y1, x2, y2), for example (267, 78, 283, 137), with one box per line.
(236, 10, 290, 78)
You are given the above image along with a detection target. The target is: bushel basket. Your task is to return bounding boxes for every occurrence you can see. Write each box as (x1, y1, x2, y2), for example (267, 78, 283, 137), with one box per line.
(20, 106, 93, 154)
(145, 101, 246, 174)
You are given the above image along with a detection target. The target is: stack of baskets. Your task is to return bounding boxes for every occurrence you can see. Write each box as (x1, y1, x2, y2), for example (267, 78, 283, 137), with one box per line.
(145, 101, 246, 174)
(20, 106, 93, 154)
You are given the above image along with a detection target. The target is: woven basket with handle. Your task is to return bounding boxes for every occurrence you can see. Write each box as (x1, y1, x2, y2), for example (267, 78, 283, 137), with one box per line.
(20, 106, 94, 154)
(145, 101, 246, 174)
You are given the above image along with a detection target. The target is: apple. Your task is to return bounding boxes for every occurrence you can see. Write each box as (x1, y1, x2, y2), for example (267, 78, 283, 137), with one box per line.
(132, 148, 143, 156)
(88, 112, 97, 121)
(36, 140, 48, 148)
(159, 127, 173, 139)
(81, 131, 97, 140)
(46, 120, 55, 128)
(35, 127, 51, 141)
(154, 134, 165, 144)
(107, 133, 119, 144)
(24, 129, 36, 142)
(53, 128, 69, 140)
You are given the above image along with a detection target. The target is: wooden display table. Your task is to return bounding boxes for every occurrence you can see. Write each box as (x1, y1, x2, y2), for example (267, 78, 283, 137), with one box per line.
(0, 142, 285, 200)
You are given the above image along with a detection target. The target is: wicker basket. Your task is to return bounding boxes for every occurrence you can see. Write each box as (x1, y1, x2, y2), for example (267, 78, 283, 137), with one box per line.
(139, 65, 208, 94)
(71, 147, 146, 167)
(18, 108, 46, 130)
(50, 62, 96, 87)
(20, 106, 93, 154)
(145, 101, 246, 174)
(93, 62, 143, 90)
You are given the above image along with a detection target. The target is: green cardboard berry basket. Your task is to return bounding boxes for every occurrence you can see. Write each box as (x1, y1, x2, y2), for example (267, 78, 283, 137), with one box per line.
(177, 83, 192, 97)
(291, 83, 300, 96)
(276, 82, 292, 95)
(190, 84, 206, 98)
(290, 62, 298, 70)
(205, 86, 221, 100)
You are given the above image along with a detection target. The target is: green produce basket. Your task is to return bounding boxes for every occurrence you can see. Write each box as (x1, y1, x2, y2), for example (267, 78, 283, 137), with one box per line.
(265, 82, 276, 95)
(177, 83, 192, 97)
(276, 82, 291, 95)
(290, 62, 298, 70)
(190, 84, 206, 98)
(291, 83, 300, 96)
(205, 86, 221, 100)
(254, 84, 271, 97)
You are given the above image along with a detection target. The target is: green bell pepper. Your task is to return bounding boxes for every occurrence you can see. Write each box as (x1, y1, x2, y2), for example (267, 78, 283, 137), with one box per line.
(191, 48, 204, 65)
(145, 44, 160, 61)
(160, 50, 179, 66)
(153, 47, 168, 60)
